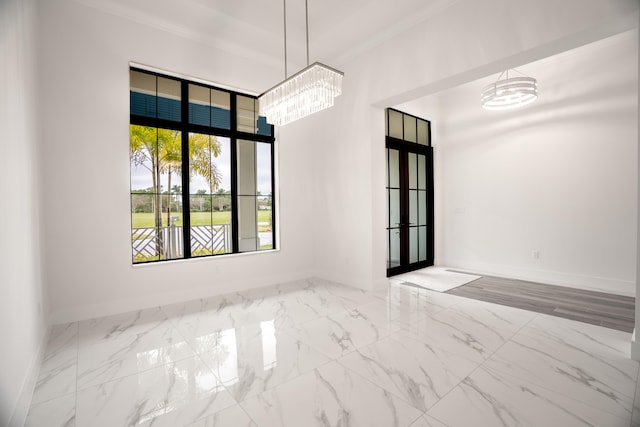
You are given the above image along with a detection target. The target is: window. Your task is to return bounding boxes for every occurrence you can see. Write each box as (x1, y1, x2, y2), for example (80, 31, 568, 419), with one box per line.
(129, 68, 275, 264)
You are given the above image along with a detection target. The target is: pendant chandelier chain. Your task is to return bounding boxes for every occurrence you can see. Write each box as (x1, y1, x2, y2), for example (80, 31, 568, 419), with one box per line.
(283, 0, 288, 78)
(305, 0, 310, 66)
(259, 0, 344, 126)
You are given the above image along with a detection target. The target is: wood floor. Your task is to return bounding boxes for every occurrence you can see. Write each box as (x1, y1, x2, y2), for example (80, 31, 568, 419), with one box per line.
(445, 274, 635, 333)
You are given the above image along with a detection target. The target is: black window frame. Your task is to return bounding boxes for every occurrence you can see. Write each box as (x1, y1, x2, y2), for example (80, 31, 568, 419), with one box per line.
(129, 67, 276, 264)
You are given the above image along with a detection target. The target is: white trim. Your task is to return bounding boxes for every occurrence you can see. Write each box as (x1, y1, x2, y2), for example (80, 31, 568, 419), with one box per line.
(49, 269, 310, 325)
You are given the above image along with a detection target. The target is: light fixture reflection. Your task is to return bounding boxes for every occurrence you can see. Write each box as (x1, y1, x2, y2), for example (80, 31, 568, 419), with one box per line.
(260, 320, 278, 371)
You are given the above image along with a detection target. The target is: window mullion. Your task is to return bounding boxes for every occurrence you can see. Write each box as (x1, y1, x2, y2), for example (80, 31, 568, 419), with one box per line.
(181, 81, 192, 258)
(230, 94, 239, 253)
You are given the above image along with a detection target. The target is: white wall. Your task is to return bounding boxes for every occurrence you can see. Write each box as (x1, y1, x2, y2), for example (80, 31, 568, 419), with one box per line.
(0, 0, 48, 424)
(308, 0, 638, 293)
(38, 0, 315, 323)
(36, 0, 639, 321)
(402, 30, 638, 296)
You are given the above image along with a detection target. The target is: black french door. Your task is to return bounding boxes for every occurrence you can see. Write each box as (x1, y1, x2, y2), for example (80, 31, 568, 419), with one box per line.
(385, 109, 434, 276)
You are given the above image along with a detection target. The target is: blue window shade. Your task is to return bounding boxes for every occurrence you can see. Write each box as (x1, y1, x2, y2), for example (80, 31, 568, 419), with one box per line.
(189, 103, 231, 130)
(189, 103, 210, 127)
(130, 92, 156, 118)
(157, 97, 181, 121)
(257, 116, 271, 136)
(212, 106, 230, 130)
(130, 91, 181, 121)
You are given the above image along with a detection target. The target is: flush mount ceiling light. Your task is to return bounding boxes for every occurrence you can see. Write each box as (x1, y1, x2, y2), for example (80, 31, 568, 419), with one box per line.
(258, 0, 344, 126)
(481, 69, 538, 111)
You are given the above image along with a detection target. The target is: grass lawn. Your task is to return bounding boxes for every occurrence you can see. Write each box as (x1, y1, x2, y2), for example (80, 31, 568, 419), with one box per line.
(132, 210, 272, 230)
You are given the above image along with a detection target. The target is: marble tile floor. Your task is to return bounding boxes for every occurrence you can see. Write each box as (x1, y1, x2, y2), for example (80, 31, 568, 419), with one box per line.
(24, 278, 640, 426)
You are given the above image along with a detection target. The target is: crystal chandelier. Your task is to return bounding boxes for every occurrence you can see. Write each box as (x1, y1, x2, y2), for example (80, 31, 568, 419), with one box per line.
(481, 69, 538, 111)
(258, 0, 344, 126)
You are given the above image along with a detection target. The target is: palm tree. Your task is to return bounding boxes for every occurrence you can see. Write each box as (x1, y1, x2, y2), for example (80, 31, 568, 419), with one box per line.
(130, 125, 222, 257)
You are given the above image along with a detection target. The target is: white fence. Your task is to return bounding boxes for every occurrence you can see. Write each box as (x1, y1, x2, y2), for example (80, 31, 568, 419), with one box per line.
(132, 224, 231, 262)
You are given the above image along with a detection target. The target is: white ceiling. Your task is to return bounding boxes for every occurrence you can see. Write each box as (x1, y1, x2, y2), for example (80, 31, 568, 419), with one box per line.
(77, 0, 461, 69)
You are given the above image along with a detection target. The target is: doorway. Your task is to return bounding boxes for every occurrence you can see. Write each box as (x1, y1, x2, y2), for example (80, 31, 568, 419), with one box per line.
(385, 108, 434, 276)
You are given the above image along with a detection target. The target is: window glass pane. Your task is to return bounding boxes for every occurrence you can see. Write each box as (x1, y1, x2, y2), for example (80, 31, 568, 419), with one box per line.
(211, 89, 231, 129)
(130, 70, 157, 118)
(188, 86, 231, 129)
(237, 139, 261, 253)
(257, 116, 271, 136)
(388, 149, 399, 188)
(130, 125, 183, 262)
(189, 134, 232, 256)
(258, 195, 273, 250)
(157, 77, 181, 121)
(404, 114, 417, 143)
(256, 143, 273, 250)
(237, 139, 256, 196)
(156, 129, 183, 195)
(238, 196, 257, 251)
(237, 95, 257, 133)
(189, 84, 210, 127)
(388, 110, 403, 139)
(417, 120, 429, 145)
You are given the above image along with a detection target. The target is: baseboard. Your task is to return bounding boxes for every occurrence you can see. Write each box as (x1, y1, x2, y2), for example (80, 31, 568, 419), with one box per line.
(50, 270, 313, 324)
(8, 324, 51, 427)
(631, 329, 640, 361)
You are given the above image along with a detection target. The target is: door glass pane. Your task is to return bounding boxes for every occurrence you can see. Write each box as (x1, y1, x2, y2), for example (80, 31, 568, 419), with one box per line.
(408, 153, 417, 189)
(409, 227, 418, 263)
(419, 226, 427, 262)
(388, 149, 399, 188)
(409, 190, 418, 226)
(388, 110, 403, 139)
(418, 191, 427, 226)
(418, 154, 427, 190)
(389, 189, 400, 228)
(404, 115, 417, 143)
(389, 229, 400, 268)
